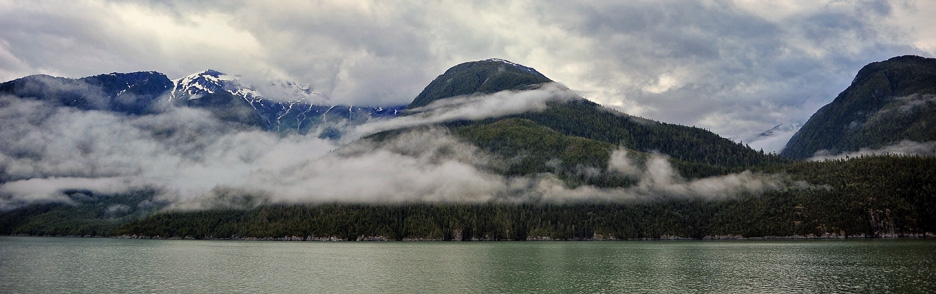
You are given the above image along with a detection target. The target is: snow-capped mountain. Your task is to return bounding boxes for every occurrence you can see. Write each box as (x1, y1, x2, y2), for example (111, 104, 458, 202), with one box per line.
(170, 70, 404, 136)
(744, 123, 802, 154)
(170, 70, 328, 104)
(0, 70, 403, 138)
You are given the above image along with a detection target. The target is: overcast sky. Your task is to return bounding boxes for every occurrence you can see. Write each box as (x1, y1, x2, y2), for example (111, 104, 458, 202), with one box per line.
(1, 0, 934, 151)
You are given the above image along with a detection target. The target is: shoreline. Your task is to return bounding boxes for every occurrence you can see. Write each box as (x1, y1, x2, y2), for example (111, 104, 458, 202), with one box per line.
(5, 233, 935, 242)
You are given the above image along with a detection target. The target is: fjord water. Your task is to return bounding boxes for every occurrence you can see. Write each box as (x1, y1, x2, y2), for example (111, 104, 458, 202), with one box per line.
(1, 237, 934, 293)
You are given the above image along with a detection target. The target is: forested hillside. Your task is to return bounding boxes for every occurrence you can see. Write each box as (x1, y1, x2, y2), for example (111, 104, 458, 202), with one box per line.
(3, 155, 930, 240)
(782, 55, 936, 159)
(2, 58, 934, 240)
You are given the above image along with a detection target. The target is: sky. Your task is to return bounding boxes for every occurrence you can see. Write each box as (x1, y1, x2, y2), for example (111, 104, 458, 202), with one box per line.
(1, 0, 935, 152)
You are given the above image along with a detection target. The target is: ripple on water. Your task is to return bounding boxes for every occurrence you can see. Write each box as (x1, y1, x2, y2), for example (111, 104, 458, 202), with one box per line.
(1, 238, 934, 293)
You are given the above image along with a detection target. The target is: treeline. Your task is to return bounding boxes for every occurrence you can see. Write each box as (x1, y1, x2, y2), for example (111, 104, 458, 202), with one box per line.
(434, 100, 787, 179)
(113, 202, 723, 241)
(5, 155, 935, 240)
(112, 155, 936, 240)
(0, 188, 165, 237)
(512, 100, 788, 169)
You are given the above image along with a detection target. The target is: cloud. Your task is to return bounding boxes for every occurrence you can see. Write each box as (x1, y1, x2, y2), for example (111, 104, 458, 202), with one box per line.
(0, 89, 791, 210)
(0, 94, 339, 210)
(809, 140, 936, 161)
(607, 149, 641, 178)
(205, 131, 791, 207)
(7, 0, 929, 209)
(499, 149, 790, 204)
(227, 128, 509, 205)
(0, 177, 141, 210)
(345, 82, 579, 140)
(2, 0, 933, 143)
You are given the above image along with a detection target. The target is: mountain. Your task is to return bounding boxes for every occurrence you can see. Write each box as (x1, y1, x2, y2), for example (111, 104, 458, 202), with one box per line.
(378, 59, 786, 186)
(743, 123, 801, 154)
(406, 58, 552, 109)
(170, 69, 404, 136)
(781, 55, 936, 159)
(0, 70, 405, 137)
(4, 58, 936, 240)
(0, 71, 173, 115)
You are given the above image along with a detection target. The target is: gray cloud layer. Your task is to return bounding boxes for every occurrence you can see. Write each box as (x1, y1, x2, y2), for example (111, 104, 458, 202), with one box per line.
(2, 1, 934, 152)
(0, 85, 792, 210)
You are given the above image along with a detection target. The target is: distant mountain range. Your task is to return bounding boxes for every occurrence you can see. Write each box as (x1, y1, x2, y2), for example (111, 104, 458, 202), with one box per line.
(0, 70, 405, 138)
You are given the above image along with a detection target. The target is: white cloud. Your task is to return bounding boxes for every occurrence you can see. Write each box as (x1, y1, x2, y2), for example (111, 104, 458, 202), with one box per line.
(346, 83, 579, 140)
(0, 95, 339, 209)
(809, 140, 936, 161)
(0, 177, 142, 210)
(0, 90, 792, 210)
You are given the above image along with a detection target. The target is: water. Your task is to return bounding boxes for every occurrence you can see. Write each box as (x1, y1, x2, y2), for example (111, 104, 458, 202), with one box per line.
(1, 237, 934, 293)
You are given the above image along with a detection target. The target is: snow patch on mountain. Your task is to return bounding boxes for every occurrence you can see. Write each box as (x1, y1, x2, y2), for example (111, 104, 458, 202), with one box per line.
(743, 123, 801, 154)
(170, 70, 256, 102)
(483, 58, 544, 76)
(169, 69, 404, 136)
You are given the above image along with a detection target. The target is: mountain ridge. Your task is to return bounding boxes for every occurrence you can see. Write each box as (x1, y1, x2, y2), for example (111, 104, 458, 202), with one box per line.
(168, 69, 405, 136)
(406, 58, 553, 109)
(2, 57, 935, 240)
(377, 59, 787, 187)
(0, 70, 406, 137)
(781, 55, 936, 159)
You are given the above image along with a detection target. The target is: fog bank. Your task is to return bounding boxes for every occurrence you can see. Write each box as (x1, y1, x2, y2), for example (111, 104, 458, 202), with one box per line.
(1, 89, 790, 211)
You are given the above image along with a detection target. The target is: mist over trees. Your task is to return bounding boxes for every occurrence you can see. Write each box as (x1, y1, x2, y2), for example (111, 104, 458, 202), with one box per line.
(2, 58, 936, 240)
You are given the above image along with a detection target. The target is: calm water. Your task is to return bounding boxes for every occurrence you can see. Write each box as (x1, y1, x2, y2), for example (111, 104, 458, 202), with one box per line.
(1, 237, 934, 293)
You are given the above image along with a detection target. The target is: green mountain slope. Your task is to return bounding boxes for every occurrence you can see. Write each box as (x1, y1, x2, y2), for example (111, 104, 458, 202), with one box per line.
(406, 58, 552, 109)
(509, 100, 784, 169)
(112, 155, 936, 240)
(5, 58, 936, 240)
(782, 55, 936, 159)
(396, 59, 785, 180)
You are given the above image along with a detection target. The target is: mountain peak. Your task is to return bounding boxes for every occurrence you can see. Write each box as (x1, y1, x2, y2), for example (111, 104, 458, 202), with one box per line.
(479, 58, 545, 76)
(171, 70, 330, 105)
(406, 59, 552, 109)
(202, 69, 224, 77)
(171, 70, 239, 101)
